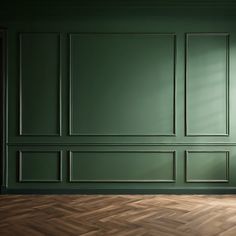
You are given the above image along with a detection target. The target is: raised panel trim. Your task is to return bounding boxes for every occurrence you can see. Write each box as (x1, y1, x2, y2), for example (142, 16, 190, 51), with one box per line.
(18, 150, 63, 183)
(185, 150, 230, 183)
(8, 142, 236, 146)
(19, 32, 62, 136)
(69, 150, 176, 183)
(185, 32, 230, 137)
(68, 32, 176, 137)
(8, 142, 236, 147)
(1, 29, 8, 188)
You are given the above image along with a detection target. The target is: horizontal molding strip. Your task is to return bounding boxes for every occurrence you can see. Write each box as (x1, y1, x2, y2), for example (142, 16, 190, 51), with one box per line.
(7, 142, 236, 146)
(3, 187, 236, 195)
(4, 1, 236, 8)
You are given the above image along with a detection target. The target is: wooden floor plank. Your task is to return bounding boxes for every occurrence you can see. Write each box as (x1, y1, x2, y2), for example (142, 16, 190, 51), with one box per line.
(1, 195, 236, 235)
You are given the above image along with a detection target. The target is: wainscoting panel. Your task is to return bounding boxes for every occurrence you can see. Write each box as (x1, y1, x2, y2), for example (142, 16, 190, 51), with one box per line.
(69, 33, 176, 136)
(19, 33, 61, 136)
(18, 151, 62, 182)
(69, 151, 176, 182)
(3, 11, 236, 193)
(185, 33, 229, 136)
(7, 146, 236, 192)
(185, 151, 229, 182)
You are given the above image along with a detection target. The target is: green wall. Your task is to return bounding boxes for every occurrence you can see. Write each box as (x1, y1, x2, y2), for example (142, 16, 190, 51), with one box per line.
(2, 1, 236, 193)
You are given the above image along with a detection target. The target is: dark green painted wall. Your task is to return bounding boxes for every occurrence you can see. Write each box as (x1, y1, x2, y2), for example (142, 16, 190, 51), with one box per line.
(2, 1, 236, 193)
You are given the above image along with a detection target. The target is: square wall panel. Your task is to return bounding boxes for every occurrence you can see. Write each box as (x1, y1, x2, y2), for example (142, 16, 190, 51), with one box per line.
(185, 151, 229, 182)
(69, 33, 176, 136)
(19, 151, 62, 182)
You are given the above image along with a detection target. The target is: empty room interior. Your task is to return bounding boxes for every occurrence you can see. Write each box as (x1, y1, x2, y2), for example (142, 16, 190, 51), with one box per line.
(1, 0, 236, 235)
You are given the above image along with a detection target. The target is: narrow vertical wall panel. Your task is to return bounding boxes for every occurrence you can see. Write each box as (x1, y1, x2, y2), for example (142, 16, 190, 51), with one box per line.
(19, 33, 61, 136)
(185, 33, 229, 136)
(69, 33, 176, 136)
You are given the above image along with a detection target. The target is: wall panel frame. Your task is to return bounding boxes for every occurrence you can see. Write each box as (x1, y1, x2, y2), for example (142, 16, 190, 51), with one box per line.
(19, 32, 62, 136)
(18, 150, 63, 183)
(69, 150, 176, 183)
(0, 28, 7, 192)
(185, 150, 230, 183)
(185, 33, 230, 136)
(69, 33, 176, 137)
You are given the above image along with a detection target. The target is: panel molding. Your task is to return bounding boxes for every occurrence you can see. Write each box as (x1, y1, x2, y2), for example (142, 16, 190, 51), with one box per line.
(185, 32, 230, 137)
(4, 1, 236, 9)
(19, 32, 62, 136)
(7, 142, 236, 146)
(185, 150, 230, 183)
(69, 150, 176, 183)
(69, 32, 176, 137)
(0, 29, 7, 189)
(18, 150, 63, 183)
(4, 187, 236, 195)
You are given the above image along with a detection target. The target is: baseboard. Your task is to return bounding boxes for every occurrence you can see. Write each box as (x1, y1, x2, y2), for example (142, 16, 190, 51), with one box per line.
(0, 186, 7, 194)
(2, 188, 236, 194)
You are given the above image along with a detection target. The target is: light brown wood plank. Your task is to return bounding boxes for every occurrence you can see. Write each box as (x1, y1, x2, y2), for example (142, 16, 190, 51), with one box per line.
(1, 195, 236, 235)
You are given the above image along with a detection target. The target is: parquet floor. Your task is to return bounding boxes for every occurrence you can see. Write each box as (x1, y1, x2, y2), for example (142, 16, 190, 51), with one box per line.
(1, 195, 236, 236)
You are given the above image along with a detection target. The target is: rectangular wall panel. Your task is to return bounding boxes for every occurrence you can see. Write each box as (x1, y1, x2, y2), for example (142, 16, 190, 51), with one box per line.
(19, 33, 61, 136)
(185, 33, 229, 136)
(19, 151, 62, 182)
(185, 151, 229, 182)
(69, 151, 176, 182)
(69, 33, 176, 136)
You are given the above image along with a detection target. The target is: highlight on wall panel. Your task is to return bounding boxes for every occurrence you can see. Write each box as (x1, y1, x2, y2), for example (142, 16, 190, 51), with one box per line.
(185, 150, 229, 183)
(185, 33, 229, 136)
(69, 33, 176, 136)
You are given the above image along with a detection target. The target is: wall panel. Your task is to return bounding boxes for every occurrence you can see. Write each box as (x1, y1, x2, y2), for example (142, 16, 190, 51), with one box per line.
(19, 33, 61, 136)
(18, 151, 62, 182)
(3, 14, 236, 193)
(69, 33, 176, 136)
(69, 151, 176, 182)
(185, 151, 229, 182)
(185, 33, 229, 136)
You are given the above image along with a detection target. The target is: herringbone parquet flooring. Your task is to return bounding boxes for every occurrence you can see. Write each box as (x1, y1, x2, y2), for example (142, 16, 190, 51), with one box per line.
(0, 195, 236, 236)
